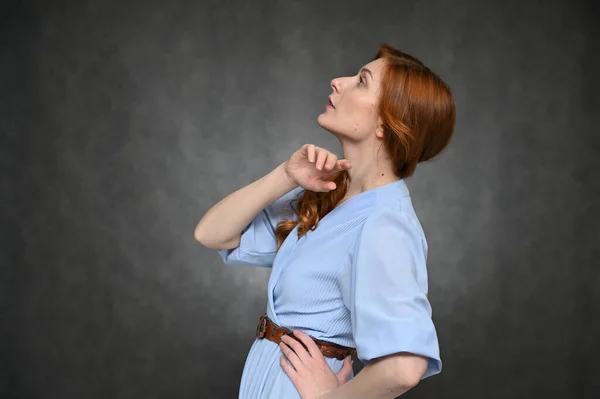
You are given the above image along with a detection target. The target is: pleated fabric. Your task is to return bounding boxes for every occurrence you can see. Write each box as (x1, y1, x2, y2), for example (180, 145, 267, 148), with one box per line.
(217, 179, 441, 398)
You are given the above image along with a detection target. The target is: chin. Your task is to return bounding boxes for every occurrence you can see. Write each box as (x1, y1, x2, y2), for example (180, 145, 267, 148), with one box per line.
(317, 117, 343, 139)
(316, 113, 332, 131)
(316, 112, 332, 127)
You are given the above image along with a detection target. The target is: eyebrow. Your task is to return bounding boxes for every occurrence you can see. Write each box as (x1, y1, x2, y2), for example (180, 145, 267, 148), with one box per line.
(359, 68, 374, 81)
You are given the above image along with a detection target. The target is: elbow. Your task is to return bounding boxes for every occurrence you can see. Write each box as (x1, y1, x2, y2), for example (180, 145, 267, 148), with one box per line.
(389, 353, 428, 390)
(390, 371, 420, 392)
(194, 212, 214, 245)
(194, 224, 208, 245)
(397, 372, 421, 391)
(194, 226, 239, 250)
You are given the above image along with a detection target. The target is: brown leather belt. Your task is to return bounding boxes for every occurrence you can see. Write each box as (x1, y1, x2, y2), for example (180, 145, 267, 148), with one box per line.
(255, 314, 356, 361)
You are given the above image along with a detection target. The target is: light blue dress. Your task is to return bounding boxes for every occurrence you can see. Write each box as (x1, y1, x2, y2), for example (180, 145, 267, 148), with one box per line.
(216, 179, 441, 398)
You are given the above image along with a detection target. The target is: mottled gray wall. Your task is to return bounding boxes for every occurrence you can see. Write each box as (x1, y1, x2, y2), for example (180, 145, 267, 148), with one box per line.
(1, 0, 598, 398)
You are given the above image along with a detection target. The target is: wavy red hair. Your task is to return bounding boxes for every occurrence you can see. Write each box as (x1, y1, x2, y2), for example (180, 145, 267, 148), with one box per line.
(274, 43, 456, 250)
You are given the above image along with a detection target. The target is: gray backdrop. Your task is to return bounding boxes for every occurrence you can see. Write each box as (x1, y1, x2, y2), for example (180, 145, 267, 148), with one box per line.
(2, 0, 598, 398)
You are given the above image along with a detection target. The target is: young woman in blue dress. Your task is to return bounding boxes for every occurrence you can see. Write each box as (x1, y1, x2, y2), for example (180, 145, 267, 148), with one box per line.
(196, 43, 456, 398)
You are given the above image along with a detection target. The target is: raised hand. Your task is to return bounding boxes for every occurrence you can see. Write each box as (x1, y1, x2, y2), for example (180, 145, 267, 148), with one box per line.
(284, 144, 352, 192)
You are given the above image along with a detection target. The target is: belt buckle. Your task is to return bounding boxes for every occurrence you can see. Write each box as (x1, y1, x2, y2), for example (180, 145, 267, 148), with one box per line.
(256, 314, 268, 338)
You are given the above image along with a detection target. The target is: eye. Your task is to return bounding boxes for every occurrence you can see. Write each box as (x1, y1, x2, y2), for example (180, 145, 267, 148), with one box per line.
(356, 74, 365, 86)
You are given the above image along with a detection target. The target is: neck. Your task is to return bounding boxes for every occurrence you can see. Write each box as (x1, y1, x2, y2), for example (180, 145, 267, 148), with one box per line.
(339, 139, 399, 197)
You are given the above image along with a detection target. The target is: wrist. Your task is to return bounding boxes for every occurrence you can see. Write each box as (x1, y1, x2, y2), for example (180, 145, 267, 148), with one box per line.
(276, 161, 299, 191)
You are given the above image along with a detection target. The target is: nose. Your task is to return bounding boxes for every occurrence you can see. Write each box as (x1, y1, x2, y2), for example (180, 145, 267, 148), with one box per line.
(330, 77, 341, 93)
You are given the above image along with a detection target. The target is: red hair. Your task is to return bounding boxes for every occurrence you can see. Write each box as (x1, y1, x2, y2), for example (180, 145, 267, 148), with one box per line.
(274, 43, 456, 250)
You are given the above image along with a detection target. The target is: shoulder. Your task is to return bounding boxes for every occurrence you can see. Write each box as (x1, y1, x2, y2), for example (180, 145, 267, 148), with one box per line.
(353, 205, 430, 291)
(356, 204, 428, 261)
(361, 204, 425, 241)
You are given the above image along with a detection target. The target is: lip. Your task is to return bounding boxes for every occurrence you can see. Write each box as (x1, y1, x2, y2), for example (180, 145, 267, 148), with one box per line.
(325, 104, 334, 110)
(328, 96, 335, 108)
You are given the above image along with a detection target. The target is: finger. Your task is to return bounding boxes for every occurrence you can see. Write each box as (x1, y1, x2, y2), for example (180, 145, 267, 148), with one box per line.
(306, 144, 316, 163)
(317, 180, 336, 192)
(292, 330, 325, 361)
(338, 159, 352, 169)
(280, 339, 307, 370)
(323, 153, 338, 171)
(280, 355, 299, 382)
(281, 334, 313, 365)
(326, 159, 350, 174)
(302, 144, 314, 162)
(336, 356, 353, 384)
(334, 159, 351, 170)
(315, 148, 328, 171)
(320, 160, 351, 178)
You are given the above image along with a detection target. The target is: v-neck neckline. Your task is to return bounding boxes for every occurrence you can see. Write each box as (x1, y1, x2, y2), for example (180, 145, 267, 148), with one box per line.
(267, 178, 409, 326)
(330, 178, 408, 212)
(292, 178, 410, 238)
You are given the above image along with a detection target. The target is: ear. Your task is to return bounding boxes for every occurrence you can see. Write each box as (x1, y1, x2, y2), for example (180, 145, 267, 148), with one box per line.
(375, 118, 385, 139)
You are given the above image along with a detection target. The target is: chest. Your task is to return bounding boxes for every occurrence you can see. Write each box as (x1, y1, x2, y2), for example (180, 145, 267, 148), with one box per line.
(271, 218, 363, 307)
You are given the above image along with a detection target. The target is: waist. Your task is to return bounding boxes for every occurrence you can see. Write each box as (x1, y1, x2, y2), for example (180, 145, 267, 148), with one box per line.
(255, 313, 356, 361)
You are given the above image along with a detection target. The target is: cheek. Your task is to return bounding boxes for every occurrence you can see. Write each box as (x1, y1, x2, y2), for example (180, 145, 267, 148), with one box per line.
(318, 94, 378, 136)
(341, 100, 376, 132)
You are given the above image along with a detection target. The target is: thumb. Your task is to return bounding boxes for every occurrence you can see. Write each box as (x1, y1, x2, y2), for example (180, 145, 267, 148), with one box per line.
(317, 180, 337, 192)
(336, 356, 353, 384)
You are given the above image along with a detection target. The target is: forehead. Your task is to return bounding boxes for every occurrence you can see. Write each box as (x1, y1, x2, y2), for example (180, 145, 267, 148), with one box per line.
(361, 58, 386, 78)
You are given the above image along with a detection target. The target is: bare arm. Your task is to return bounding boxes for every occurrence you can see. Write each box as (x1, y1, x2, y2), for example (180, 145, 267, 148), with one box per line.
(322, 353, 427, 399)
(194, 161, 298, 249)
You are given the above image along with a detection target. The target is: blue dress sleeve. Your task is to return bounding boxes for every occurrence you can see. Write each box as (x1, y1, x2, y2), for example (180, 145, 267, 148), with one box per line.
(216, 186, 303, 267)
(346, 207, 442, 379)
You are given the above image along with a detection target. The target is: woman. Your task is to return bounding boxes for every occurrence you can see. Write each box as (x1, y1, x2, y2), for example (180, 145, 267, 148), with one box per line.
(195, 43, 456, 399)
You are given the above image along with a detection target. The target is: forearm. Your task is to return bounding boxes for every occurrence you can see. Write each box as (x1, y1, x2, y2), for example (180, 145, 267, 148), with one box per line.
(194, 161, 298, 247)
(321, 355, 415, 399)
